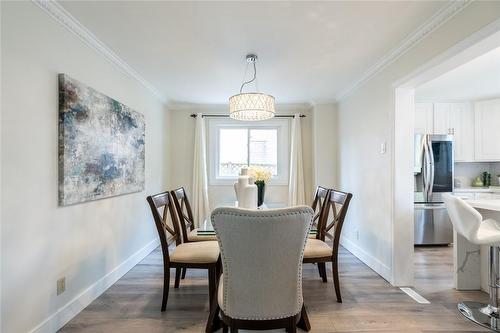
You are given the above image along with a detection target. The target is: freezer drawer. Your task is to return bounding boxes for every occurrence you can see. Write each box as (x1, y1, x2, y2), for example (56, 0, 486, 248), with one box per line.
(414, 203, 453, 245)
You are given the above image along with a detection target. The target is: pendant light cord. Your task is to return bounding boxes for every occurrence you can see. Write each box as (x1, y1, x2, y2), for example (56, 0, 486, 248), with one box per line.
(239, 60, 257, 93)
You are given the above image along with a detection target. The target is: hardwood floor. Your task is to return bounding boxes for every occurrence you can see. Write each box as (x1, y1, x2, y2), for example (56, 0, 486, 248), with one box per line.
(60, 246, 490, 332)
(414, 246, 456, 297)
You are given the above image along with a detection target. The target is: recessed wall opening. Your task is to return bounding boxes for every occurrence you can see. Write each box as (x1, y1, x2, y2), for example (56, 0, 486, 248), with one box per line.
(393, 19, 500, 298)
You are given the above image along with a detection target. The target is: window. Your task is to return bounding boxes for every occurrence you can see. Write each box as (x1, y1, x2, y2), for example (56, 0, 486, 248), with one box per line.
(208, 118, 289, 185)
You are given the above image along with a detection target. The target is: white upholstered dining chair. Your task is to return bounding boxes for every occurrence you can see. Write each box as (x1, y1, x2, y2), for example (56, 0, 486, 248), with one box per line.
(206, 206, 313, 333)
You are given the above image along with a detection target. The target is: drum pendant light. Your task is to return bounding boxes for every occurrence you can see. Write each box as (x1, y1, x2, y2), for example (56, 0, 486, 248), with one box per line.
(229, 54, 275, 121)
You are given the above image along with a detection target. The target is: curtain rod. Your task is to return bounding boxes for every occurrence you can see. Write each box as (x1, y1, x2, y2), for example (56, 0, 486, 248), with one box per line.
(190, 114, 306, 118)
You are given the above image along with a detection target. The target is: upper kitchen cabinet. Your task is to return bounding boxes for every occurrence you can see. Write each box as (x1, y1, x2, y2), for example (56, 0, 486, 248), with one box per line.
(415, 103, 433, 134)
(475, 99, 500, 161)
(433, 102, 474, 162)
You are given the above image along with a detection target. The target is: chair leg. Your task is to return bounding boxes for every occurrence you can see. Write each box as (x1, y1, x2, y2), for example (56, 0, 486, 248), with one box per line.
(230, 327, 238, 333)
(319, 262, 327, 283)
(174, 268, 181, 289)
(297, 304, 311, 332)
(332, 259, 342, 303)
(288, 316, 297, 333)
(181, 267, 187, 279)
(222, 325, 228, 333)
(208, 266, 216, 312)
(216, 257, 222, 279)
(161, 265, 170, 312)
(205, 274, 220, 333)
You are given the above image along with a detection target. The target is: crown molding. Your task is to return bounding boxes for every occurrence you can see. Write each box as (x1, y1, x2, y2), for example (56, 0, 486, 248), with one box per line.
(32, 0, 167, 103)
(335, 0, 472, 101)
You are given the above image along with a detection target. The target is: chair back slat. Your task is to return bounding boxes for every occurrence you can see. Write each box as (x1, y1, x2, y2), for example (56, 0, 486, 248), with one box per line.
(311, 187, 330, 235)
(317, 190, 352, 244)
(147, 191, 182, 265)
(171, 187, 196, 243)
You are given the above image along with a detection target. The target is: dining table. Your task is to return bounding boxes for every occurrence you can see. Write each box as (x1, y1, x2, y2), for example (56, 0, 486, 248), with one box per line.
(196, 202, 318, 237)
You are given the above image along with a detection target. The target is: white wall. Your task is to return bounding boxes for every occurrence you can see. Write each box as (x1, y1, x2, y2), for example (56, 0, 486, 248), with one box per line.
(1, 2, 169, 332)
(168, 104, 317, 208)
(313, 104, 338, 188)
(0, 2, 3, 328)
(338, 1, 500, 283)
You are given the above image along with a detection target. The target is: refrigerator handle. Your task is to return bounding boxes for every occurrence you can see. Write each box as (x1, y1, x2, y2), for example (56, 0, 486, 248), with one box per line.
(422, 136, 427, 197)
(422, 135, 430, 200)
(428, 136, 435, 197)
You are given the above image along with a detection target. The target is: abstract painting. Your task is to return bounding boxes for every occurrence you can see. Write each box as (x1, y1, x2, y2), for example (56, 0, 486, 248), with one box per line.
(58, 74, 145, 206)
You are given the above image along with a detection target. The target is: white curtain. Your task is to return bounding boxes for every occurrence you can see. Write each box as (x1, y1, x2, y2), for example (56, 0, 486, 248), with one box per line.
(288, 113, 306, 206)
(192, 113, 210, 227)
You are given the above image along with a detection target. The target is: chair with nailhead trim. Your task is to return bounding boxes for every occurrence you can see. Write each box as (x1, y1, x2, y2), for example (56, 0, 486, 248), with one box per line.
(206, 206, 313, 333)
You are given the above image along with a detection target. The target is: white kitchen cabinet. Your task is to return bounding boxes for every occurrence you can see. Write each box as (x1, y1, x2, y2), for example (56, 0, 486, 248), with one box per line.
(433, 103, 452, 135)
(475, 99, 500, 161)
(433, 103, 474, 162)
(415, 103, 433, 134)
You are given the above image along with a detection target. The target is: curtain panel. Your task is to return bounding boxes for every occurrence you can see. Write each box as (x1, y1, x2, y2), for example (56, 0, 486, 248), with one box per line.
(288, 114, 306, 206)
(192, 113, 210, 226)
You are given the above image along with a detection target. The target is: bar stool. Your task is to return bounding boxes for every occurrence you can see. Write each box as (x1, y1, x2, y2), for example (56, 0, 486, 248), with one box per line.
(444, 194, 500, 332)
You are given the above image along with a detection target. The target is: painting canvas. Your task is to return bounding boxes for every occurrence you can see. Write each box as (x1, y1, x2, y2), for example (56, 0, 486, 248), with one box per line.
(58, 74, 145, 206)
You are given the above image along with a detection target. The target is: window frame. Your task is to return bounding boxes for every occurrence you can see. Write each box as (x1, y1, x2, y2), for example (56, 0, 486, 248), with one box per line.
(207, 117, 290, 186)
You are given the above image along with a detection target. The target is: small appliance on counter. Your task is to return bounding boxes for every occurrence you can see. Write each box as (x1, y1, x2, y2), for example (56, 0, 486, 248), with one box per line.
(414, 134, 454, 245)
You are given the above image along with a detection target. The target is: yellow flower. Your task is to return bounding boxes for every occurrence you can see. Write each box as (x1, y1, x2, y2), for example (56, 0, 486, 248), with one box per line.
(248, 166, 272, 184)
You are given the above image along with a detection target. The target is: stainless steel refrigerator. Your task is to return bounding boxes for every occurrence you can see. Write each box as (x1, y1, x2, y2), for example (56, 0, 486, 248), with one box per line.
(414, 134, 454, 245)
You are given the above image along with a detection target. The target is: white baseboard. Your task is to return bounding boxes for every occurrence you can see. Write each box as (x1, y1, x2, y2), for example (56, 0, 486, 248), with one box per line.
(30, 238, 160, 333)
(340, 236, 392, 282)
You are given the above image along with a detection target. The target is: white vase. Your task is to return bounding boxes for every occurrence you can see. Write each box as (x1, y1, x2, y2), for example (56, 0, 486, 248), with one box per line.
(234, 168, 257, 209)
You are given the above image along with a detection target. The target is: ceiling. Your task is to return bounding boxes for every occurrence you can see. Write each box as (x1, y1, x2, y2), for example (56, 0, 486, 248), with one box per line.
(416, 46, 500, 101)
(60, 1, 448, 105)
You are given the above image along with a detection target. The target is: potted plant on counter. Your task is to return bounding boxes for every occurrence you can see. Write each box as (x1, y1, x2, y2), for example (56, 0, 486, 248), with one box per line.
(248, 166, 272, 207)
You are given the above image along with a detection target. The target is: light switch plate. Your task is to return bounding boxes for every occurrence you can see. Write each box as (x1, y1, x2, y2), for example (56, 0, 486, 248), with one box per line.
(380, 142, 387, 154)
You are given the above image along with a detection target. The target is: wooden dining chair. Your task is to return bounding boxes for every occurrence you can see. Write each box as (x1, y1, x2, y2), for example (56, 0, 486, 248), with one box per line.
(310, 186, 331, 280)
(303, 189, 353, 302)
(171, 187, 217, 283)
(171, 187, 217, 243)
(311, 186, 330, 234)
(146, 191, 220, 312)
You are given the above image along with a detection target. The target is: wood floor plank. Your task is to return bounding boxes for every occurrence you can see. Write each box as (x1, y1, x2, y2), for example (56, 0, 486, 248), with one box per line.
(59, 246, 490, 332)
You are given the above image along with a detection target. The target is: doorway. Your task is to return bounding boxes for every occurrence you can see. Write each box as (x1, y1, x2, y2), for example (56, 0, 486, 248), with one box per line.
(392, 19, 500, 288)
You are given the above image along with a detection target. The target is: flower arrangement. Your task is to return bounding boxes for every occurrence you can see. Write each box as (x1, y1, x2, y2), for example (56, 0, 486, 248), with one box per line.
(248, 166, 272, 207)
(248, 166, 272, 185)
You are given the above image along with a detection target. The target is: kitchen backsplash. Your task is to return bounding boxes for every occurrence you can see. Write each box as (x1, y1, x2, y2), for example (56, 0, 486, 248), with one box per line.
(454, 162, 500, 187)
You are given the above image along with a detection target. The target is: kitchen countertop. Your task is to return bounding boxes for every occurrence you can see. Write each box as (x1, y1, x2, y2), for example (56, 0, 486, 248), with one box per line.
(454, 186, 500, 193)
(466, 199, 500, 211)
